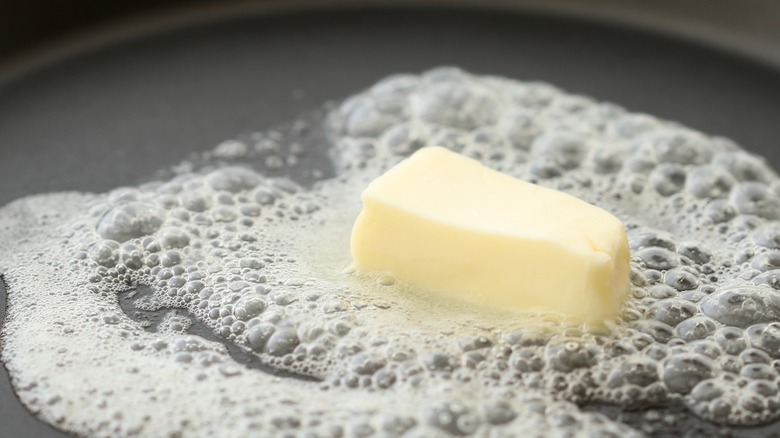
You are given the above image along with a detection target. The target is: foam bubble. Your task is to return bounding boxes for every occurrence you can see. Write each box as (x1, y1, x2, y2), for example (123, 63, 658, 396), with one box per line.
(2, 67, 780, 436)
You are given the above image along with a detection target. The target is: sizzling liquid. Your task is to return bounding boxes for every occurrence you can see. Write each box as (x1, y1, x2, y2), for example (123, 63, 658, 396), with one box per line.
(1, 68, 780, 437)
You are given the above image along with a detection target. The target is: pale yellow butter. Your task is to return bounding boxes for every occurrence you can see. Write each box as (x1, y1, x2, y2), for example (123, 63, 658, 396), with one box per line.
(350, 146, 630, 321)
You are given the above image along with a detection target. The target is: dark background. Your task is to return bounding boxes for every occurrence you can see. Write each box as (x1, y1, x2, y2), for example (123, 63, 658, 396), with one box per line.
(2, 0, 780, 72)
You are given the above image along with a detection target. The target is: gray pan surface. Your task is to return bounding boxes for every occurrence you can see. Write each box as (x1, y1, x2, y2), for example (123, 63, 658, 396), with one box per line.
(1, 4, 780, 437)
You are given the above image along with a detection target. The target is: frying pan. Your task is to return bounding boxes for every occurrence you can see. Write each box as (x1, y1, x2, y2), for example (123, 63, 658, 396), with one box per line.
(1, 1, 780, 436)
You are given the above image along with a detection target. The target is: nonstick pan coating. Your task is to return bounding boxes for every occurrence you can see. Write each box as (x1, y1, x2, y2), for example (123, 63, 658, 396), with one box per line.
(1, 4, 780, 437)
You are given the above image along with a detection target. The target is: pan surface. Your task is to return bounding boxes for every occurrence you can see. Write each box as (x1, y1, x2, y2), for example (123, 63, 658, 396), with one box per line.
(1, 4, 780, 437)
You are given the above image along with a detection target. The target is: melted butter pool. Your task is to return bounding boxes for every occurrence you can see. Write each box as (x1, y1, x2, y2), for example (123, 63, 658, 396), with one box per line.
(2, 68, 780, 437)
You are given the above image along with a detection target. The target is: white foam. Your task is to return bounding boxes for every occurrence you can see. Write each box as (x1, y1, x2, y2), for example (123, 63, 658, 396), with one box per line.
(2, 67, 780, 436)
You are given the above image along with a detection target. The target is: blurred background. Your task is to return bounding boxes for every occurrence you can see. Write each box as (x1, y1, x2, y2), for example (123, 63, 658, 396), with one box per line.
(2, 0, 780, 76)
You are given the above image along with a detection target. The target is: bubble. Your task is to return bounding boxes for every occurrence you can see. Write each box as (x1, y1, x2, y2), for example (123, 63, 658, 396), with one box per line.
(88, 240, 120, 267)
(647, 299, 697, 326)
(350, 352, 387, 375)
(159, 250, 181, 268)
(745, 323, 780, 358)
(212, 206, 238, 222)
(205, 167, 261, 193)
(510, 348, 544, 373)
(686, 165, 736, 199)
(740, 348, 772, 365)
(719, 355, 743, 374)
(753, 270, 780, 289)
(530, 133, 588, 170)
(96, 202, 165, 242)
(714, 152, 775, 182)
(700, 288, 780, 327)
(545, 339, 597, 372)
(239, 258, 264, 270)
(371, 73, 419, 98)
(643, 131, 712, 165)
(264, 329, 299, 357)
(498, 110, 540, 151)
(675, 316, 717, 341)
(705, 200, 737, 223)
(232, 297, 267, 320)
(108, 187, 141, 204)
(690, 379, 722, 402)
(731, 182, 780, 219)
(630, 230, 677, 251)
(663, 268, 699, 291)
(753, 224, 780, 248)
(606, 358, 658, 388)
(245, 323, 276, 352)
(482, 400, 517, 425)
(412, 82, 501, 130)
(714, 327, 748, 355)
(426, 400, 480, 436)
(382, 414, 418, 435)
(636, 247, 680, 270)
(634, 320, 675, 343)
(661, 354, 716, 394)
(186, 280, 205, 294)
(343, 98, 405, 138)
(426, 353, 458, 372)
(741, 363, 776, 380)
(159, 227, 190, 249)
(379, 125, 425, 157)
(750, 252, 780, 271)
(142, 236, 162, 252)
(747, 379, 779, 397)
(606, 113, 659, 140)
(457, 336, 493, 352)
(589, 143, 627, 174)
(649, 164, 687, 197)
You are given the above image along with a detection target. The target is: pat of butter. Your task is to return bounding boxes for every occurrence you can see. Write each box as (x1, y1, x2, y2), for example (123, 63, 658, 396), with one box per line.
(350, 146, 630, 321)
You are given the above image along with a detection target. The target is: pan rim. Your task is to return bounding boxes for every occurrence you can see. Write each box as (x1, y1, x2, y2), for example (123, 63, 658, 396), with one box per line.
(1, 0, 779, 89)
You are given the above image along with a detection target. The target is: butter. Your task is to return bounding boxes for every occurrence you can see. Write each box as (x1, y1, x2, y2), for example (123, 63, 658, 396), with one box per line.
(350, 146, 630, 321)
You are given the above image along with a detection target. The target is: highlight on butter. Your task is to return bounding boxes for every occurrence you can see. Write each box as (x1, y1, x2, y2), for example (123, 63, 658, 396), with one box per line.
(350, 146, 630, 321)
